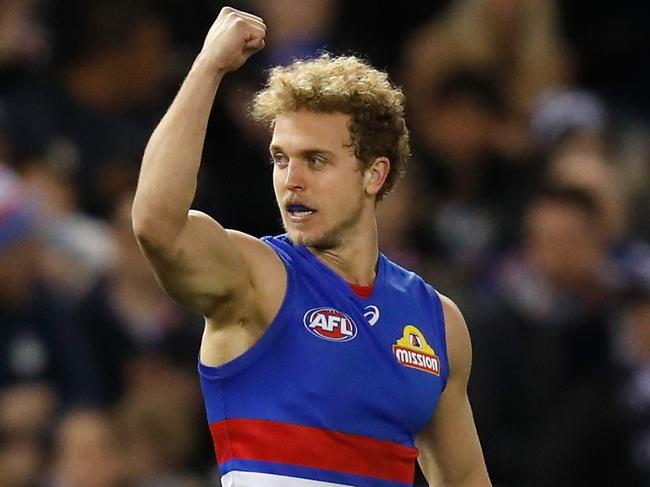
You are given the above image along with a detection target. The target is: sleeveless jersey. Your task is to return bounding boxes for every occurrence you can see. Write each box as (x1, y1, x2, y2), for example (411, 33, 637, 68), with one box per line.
(199, 235, 449, 487)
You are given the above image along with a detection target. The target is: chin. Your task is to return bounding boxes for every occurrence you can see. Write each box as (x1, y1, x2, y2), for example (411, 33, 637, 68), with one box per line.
(286, 227, 339, 251)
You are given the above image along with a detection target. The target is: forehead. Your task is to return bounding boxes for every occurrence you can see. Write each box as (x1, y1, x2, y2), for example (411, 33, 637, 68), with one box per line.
(526, 201, 594, 235)
(270, 111, 352, 152)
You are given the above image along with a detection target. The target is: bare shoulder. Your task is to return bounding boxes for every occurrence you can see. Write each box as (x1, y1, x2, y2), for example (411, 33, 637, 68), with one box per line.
(221, 229, 287, 322)
(224, 229, 286, 284)
(437, 293, 472, 383)
(201, 229, 288, 366)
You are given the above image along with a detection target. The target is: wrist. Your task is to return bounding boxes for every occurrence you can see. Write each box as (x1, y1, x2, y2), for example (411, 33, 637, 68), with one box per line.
(192, 52, 228, 81)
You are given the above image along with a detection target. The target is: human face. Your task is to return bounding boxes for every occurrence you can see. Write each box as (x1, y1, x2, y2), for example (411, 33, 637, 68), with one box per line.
(525, 201, 604, 289)
(270, 110, 369, 250)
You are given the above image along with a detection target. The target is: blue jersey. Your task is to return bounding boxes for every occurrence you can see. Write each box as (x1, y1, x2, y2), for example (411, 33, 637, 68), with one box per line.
(199, 235, 449, 487)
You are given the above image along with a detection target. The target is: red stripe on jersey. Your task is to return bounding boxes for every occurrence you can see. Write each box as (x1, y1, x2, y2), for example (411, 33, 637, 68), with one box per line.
(209, 418, 417, 483)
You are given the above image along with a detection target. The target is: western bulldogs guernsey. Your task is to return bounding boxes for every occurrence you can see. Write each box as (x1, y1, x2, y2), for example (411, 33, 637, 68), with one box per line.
(199, 235, 449, 487)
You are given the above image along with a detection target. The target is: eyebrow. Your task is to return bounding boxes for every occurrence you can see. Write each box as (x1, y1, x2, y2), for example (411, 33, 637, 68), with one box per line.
(269, 145, 335, 158)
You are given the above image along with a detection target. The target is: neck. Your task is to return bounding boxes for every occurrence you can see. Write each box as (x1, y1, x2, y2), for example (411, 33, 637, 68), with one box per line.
(308, 215, 379, 287)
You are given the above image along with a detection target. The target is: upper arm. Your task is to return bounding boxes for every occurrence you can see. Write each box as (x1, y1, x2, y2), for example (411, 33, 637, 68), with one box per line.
(416, 294, 491, 487)
(135, 209, 282, 317)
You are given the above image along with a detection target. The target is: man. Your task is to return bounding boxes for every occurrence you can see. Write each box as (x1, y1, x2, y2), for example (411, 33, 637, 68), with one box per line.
(470, 186, 617, 484)
(132, 7, 490, 487)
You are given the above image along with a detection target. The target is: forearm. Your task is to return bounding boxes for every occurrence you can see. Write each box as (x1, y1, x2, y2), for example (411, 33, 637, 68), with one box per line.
(132, 54, 225, 246)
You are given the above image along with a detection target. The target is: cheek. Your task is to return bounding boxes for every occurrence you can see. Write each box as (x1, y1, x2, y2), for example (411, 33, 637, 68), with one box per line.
(272, 172, 283, 198)
(332, 186, 366, 220)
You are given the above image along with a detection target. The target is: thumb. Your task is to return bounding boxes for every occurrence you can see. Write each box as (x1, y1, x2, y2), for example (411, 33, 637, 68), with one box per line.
(245, 36, 265, 51)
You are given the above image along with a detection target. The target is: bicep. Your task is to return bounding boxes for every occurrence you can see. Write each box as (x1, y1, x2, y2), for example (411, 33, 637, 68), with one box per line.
(137, 210, 253, 315)
(416, 295, 491, 486)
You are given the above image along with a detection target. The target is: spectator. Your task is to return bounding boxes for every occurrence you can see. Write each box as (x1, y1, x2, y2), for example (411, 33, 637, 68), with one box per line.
(404, 70, 535, 301)
(76, 192, 202, 406)
(46, 409, 126, 487)
(115, 379, 207, 487)
(529, 284, 650, 486)
(246, 0, 338, 68)
(531, 89, 609, 161)
(1, 0, 173, 217)
(0, 384, 55, 487)
(535, 95, 650, 299)
(16, 147, 115, 301)
(403, 0, 571, 126)
(0, 163, 102, 406)
(0, 0, 49, 91)
(471, 185, 619, 484)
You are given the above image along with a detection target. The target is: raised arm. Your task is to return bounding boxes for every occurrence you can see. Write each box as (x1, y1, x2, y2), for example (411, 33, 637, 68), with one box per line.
(132, 8, 270, 317)
(416, 295, 491, 486)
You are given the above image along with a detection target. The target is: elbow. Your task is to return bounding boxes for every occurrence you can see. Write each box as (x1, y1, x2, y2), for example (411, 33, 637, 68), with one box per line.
(131, 203, 175, 253)
(131, 211, 153, 243)
(131, 197, 152, 240)
(131, 212, 158, 251)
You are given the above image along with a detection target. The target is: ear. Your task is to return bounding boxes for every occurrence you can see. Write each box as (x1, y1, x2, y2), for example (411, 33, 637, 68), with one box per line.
(364, 157, 390, 197)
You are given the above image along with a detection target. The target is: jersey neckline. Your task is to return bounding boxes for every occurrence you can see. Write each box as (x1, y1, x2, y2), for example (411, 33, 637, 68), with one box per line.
(289, 237, 386, 302)
(348, 282, 373, 298)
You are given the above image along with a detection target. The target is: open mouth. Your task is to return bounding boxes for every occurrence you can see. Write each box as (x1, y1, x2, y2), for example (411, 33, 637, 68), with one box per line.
(286, 203, 317, 220)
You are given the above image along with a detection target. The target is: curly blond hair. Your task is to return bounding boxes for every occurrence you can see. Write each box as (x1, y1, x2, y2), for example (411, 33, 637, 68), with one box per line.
(251, 54, 410, 199)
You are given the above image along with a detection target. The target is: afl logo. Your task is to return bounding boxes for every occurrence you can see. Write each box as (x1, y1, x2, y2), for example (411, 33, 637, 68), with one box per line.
(303, 307, 358, 342)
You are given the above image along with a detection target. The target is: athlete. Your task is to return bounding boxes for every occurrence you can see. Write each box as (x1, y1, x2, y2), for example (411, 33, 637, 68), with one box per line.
(132, 6, 491, 487)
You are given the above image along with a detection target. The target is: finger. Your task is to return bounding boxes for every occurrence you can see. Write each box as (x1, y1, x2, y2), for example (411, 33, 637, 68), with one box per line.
(228, 7, 265, 25)
(234, 14, 266, 32)
(244, 29, 265, 50)
(240, 22, 266, 40)
(222, 6, 265, 29)
(219, 6, 265, 32)
(218, 6, 236, 20)
(245, 37, 265, 52)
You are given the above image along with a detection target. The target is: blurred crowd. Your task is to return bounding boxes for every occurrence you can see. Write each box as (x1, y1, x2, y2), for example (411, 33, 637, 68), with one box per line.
(0, 0, 649, 486)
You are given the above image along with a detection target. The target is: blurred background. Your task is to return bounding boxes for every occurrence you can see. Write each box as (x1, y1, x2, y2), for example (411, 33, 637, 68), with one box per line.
(1, 0, 649, 486)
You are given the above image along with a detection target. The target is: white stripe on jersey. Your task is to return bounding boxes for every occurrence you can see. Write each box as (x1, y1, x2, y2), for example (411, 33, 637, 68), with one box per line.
(220, 471, 354, 487)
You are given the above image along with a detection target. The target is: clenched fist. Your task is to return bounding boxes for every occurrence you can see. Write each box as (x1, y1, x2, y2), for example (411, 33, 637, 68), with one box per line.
(201, 7, 266, 74)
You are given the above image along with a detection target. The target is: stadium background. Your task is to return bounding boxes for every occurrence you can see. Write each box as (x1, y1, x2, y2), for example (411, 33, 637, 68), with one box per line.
(1, 0, 649, 485)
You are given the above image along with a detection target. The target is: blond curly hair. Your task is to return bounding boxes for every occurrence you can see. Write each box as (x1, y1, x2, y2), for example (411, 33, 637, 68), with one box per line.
(251, 54, 410, 199)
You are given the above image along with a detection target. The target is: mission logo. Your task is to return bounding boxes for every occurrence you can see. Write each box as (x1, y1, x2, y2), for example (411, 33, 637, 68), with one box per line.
(392, 325, 440, 375)
(303, 307, 358, 342)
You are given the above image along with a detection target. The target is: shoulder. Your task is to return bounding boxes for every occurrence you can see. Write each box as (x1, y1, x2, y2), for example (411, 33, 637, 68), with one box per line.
(199, 229, 287, 326)
(436, 292, 473, 384)
(225, 230, 287, 287)
(381, 254, 430, 293)
(225, 229, 275, 257)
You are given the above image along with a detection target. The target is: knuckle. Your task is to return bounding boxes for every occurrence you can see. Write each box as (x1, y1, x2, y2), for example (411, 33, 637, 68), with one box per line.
(233, 17, 248, 29)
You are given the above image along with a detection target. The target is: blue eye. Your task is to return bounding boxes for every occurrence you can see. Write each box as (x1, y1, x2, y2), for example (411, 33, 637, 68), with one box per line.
(309, 156, 326, 167)
(272, 154, 289, 167)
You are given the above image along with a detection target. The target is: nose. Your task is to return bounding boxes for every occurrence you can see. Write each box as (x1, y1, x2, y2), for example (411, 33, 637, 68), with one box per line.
(284, 160, 306, 192)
